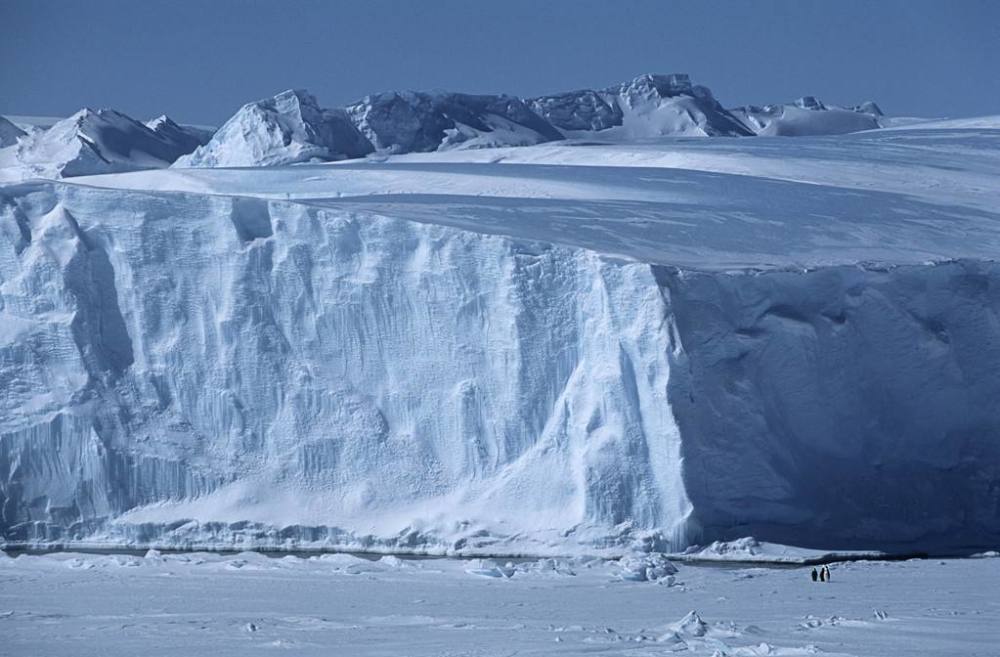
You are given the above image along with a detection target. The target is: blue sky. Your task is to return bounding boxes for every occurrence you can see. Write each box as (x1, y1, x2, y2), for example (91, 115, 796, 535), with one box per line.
(2, 0, 998, 125)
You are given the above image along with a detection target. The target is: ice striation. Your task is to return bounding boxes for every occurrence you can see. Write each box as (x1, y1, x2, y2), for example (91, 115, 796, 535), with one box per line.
(1, 116, 999, 556)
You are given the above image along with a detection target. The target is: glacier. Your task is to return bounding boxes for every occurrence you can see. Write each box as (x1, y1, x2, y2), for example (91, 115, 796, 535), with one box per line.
(1, 119, 999, 556)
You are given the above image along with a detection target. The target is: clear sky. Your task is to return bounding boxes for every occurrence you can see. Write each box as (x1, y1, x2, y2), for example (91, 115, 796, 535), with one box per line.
(2, 0, 998, 125)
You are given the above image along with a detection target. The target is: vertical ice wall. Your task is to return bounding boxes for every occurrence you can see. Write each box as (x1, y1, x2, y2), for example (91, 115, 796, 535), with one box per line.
(660, 264, 1000, 552)
(3, 181, 998, 554)
(0, 183, 692, 553)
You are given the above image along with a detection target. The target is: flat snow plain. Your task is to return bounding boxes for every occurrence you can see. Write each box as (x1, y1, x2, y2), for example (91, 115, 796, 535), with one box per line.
(1, 550, 998, 657)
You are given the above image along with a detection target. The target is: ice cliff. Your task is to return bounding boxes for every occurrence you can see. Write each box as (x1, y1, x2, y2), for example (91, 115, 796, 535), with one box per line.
(2, 116, 999, 555)
(0, 182, 691, 554)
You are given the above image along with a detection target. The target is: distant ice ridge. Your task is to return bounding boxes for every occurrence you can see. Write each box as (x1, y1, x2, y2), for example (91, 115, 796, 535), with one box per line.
(2, 74, 887, 178)
(0, 109, 211, 182)
(346, 91, 564, 153)
(176, 73, 882, 167)
(530, 73, 753, 138)
(731, 96, 883, 136)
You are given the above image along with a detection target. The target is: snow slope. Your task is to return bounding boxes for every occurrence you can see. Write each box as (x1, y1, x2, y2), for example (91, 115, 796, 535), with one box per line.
(144, 115, 213, 155)
(0, 117, 27, 148)
(2, 122, 999, 555)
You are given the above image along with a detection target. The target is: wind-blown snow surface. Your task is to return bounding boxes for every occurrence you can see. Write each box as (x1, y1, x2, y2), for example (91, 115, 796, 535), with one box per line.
(2, 124, 1000, 555)
(2, 550, 998, 656)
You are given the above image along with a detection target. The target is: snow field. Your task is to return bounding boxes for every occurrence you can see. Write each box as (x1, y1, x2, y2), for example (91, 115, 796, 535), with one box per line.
(1, 550, 997, 656)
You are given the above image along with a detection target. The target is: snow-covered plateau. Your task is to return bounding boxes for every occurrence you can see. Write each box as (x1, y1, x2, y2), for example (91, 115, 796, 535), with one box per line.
(1, 108, 999, 557)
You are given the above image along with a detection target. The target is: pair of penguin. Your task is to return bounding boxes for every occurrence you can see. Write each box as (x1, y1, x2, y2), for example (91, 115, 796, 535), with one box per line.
(810, 565, 831, 582)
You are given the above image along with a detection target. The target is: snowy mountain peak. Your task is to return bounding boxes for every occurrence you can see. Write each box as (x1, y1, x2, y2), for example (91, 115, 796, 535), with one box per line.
(611, 72, 697, 100)
(0, 107, 208, 180)
(145, 115, 214, 158)
(176, 89, 373, 168)
(531, 73, 752, 138)
(4, 74, 893, 179)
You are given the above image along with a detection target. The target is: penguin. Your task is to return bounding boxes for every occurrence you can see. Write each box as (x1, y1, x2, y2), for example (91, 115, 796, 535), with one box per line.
(811, 567, 818, 582)
(824, 566, 831, 582)
(819, 567, 826, 582)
